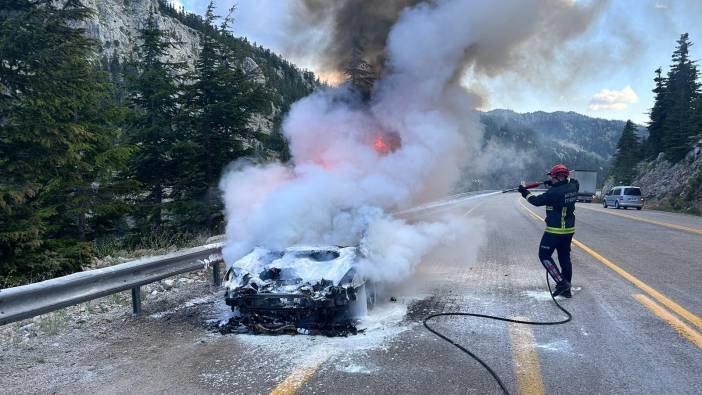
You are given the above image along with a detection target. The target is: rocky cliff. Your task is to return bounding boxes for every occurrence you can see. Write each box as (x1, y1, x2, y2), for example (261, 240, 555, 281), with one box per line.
(80, 0, 200, 65)
(76, 0, 318, 154)
(632, 140, 702, 214)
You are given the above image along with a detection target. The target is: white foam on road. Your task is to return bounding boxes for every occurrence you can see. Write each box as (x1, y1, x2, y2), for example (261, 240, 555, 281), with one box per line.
(336, 363, 377, 374)
(537, 339, 573, 354)
(523, 290, 554, 301)
(231, 301, 412, 369)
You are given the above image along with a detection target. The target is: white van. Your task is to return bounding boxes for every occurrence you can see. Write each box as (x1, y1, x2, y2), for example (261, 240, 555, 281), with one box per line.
(603, 186, 644, 210)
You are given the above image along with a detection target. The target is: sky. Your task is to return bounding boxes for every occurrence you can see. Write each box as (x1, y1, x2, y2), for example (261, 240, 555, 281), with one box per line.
(174, 0, 702, 125)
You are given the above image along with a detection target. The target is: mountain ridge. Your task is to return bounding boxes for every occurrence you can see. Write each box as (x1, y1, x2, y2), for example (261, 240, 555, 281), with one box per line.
(459, 108, 641, 190)
(483, 108, 646, 159)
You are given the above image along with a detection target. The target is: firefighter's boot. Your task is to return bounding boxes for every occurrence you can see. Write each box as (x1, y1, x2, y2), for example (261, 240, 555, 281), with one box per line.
(552, 280, 571, 298)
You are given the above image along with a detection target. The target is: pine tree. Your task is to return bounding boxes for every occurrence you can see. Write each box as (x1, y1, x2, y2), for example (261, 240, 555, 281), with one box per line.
(126, 11, 186, 232)
(0, 0, 124, 284)
(691, 93, 702, 143)
(662, 33, 700, 162)
(645, 67, 669, 158)
(611, 120, 641, 184)
(177, 1, 271, 233)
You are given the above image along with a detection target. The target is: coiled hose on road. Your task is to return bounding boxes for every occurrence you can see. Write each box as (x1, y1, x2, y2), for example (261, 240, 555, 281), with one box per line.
(423, 272, 572, 395)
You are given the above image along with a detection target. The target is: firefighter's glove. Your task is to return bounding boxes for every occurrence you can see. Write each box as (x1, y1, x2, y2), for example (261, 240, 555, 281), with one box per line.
(543, 179, 553, 187)
(518, 184, 529, 197)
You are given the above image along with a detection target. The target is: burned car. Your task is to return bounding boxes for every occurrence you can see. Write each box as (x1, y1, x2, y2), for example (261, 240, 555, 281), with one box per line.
(223, 245, 373, 335)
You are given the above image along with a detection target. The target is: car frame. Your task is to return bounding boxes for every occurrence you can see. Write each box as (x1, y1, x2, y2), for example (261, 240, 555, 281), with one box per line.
(603, 185, 644, 210)
(222, 245, 374, 335)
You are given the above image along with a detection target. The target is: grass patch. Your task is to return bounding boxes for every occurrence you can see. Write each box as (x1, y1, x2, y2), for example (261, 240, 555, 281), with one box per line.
(2, 231, 214, 287)
(111, 292, 129, 306)
(683, 169, 702, 202)
(93, 231, 212, 260)
(37, 310, 70, 335)
(651, 200, 702, 216)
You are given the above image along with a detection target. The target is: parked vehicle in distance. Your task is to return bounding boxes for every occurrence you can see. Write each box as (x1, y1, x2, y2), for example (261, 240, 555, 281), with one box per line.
(603, 186, 644, 210)
(570, 170, 597, 202)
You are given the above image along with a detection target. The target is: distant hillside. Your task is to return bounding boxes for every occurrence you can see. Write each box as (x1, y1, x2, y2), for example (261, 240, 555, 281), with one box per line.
(459, 109, 644, 190)
(484, 109, 646, 159)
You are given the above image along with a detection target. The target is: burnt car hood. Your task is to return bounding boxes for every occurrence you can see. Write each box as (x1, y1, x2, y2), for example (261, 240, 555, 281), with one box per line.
(224, 246, 362, 294)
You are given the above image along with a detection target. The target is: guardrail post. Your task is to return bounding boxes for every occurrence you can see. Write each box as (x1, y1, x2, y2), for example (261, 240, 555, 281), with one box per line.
(212, 262, 221, 286)
(131, 286, 142, 315)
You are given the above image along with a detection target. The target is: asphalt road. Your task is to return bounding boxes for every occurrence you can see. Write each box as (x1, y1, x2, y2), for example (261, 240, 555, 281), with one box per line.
(298, 194, 702, 395)
(2, 193, 701, 394)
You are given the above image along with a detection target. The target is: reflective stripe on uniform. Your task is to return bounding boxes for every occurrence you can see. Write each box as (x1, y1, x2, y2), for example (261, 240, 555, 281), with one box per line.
(526, 193, 534, 199)
(545, 205, 553, 211)
(545, 226, 575, 234)
(561, 207, 567, 228)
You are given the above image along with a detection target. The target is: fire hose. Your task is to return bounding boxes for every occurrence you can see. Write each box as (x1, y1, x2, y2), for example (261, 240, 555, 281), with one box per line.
(501, 180, 544, 193)
(423, 272, 571, 394)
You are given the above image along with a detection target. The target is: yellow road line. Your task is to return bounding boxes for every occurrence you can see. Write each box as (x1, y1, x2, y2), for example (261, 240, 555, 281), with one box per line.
(271, 202, 481, 395)
(270, 366, 319, 395)
(633, 294, 702, 350)
(509, 319, 546, 395)
(269, 348, 333, 395)
(577, 205, 702, 235)
(571, 240, 702, 331)
(521, 203, 544, 222)
(517, 198, 702, 332)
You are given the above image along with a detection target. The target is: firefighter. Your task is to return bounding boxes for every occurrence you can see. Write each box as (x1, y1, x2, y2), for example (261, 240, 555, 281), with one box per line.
(518, 164, 579, 298)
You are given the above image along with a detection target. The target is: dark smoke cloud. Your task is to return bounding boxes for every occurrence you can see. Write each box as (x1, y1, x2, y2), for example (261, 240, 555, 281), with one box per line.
(283, 0, 610, 91)
(291, 0, 429, 77)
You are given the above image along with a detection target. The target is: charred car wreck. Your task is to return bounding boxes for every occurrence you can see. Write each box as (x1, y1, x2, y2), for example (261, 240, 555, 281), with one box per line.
(223, 246, 372, 335)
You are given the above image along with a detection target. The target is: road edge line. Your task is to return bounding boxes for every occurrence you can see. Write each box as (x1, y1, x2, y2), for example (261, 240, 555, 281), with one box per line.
(517, 198, 702, 332)
(577, 205, 702, 235)
(632, 294, 702, 350)
(571, 239, 702, 332)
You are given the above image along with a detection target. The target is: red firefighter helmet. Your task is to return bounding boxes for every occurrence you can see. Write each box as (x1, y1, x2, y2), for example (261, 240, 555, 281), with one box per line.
(548, 164, 570, 178)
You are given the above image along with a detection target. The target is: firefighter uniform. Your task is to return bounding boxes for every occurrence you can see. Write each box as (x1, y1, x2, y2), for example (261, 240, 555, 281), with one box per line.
(521, 178, 579, 285)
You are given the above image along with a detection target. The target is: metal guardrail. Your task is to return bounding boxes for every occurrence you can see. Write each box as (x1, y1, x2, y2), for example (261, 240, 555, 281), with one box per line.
(0, 242, 225, 326)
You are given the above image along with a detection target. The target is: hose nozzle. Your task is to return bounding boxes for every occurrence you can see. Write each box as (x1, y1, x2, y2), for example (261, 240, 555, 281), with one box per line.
(502, 181, 542, 193)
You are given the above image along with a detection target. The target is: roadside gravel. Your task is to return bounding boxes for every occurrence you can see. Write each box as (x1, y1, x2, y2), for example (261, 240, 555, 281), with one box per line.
(0, 269, 226, 394)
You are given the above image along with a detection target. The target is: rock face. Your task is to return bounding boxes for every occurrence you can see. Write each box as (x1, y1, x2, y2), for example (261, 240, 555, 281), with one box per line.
(632, 140, 702, 213)
(79, 0, 201, 66)
(75, 0, 319, 158)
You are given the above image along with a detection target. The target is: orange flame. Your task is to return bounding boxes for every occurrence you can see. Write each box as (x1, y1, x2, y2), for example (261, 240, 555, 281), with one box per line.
(373, 135, 391, 154)
(373, 131, 401, 154)
(314, 158, 333, 170)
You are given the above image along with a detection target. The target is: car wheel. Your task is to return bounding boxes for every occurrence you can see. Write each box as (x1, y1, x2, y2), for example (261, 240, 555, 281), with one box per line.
(623, 206, 628, 210)
(637, 207, 642, 210)
(603, 200, 608, 208)
(614, 200, 620, 209)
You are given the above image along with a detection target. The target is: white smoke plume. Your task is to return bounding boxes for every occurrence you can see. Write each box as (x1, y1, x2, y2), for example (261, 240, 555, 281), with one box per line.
(220, 0, 601, 283)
